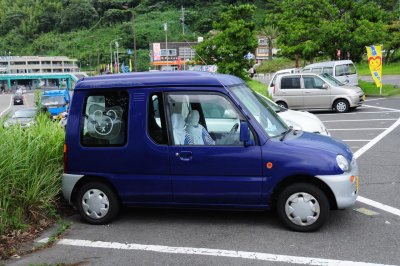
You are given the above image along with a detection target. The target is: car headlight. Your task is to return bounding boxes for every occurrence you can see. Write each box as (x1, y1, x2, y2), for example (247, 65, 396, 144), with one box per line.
(336, 155, 350, 172)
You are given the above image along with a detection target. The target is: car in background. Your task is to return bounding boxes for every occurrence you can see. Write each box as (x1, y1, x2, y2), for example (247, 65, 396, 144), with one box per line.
(40, 89, 71, 119)
(4, 107, 37, 128)
(13, 91, 24, 105)
(272, 73, 364, 113)
(267, 68, 301, 96)
(258, 93, 330, 136)
(302, 60, 358, 86)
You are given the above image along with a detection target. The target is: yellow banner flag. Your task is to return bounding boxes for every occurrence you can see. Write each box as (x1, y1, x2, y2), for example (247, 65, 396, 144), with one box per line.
(366, 45, 382, 88)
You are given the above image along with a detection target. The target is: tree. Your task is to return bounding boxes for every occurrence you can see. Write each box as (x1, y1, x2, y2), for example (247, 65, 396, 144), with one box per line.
(274, 0, 388, 63)
(195, 4, 258, 79)
(259, 25, 279, 60)
(59, 0, 99, 32)
(384, 21, 400, 63)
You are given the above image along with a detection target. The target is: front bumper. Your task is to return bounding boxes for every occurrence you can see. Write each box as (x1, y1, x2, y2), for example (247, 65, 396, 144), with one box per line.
(316, 158, 359, 209)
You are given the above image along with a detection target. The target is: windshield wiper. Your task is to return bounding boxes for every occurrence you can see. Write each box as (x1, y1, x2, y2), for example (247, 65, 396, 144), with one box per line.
(280, 126, 293, 141)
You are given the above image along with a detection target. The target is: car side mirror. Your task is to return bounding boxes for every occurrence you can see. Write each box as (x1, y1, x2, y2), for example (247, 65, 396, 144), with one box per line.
(240, 121, 254, 146)
(322, 83, 328, 89)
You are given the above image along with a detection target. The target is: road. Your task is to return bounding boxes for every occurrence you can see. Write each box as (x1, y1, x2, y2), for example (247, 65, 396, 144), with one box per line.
(3, 96, 400, 266)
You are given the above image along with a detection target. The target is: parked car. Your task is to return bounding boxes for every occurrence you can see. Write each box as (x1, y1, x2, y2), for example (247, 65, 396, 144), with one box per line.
(258, 94, 330, 136)
(302, 60, 358, 86)
(4, 107, 37, 128)
(40, 89, 71, 119)
(272, 73, 364, 113)
(268, 68, 301, 97)
(62, 71, 359, 232)
(13, 91, 24, 105)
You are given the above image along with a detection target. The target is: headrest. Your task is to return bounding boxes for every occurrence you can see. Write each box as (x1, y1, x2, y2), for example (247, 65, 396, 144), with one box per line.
(171, 113, 185, 129)
(185, 110, 200, 126)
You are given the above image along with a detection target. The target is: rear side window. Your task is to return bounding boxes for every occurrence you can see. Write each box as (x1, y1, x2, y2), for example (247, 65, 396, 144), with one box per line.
(81, 91, 129, 147)
(280, 76, 301, 89)
(322, 67, 333, 75)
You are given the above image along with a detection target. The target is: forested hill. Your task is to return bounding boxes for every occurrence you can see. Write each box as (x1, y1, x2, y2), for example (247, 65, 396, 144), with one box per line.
(0, 0, 398, 71)
(0, 0, 267, 70)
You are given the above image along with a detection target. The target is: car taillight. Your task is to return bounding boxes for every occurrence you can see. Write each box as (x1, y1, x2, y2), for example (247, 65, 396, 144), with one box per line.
(63, 143, 67, 172)
(273, 85, 276, 94)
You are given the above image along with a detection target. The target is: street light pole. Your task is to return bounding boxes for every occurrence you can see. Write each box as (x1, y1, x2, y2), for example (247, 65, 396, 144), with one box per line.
(164, 23, 168, 70)
(109, 38, 122, 73)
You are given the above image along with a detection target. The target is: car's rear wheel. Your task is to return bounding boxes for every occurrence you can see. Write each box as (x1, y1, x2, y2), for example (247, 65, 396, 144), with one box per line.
(276, 183, 329, 232)
(76, 182, 120, 225)
(276, 101, 288, 109)
(333, 99, 349, 113)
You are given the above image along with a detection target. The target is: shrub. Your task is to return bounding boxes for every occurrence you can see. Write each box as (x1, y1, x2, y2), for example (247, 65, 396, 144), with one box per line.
(255, 58, 295, 73)
(0, 114, 65, 235)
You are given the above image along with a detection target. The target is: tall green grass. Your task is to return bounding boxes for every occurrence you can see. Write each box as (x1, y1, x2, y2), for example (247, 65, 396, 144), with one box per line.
(0, 114, 65, 235)
(359, 80, 400, 96)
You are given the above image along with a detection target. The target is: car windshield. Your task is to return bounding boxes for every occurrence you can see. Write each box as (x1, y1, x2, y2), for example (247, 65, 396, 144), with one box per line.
(258, 95, 283, 113)
(321, 73, 345, 86)
(230, 84, 288, 138)
(41, 95, 66, 105)
(13, 109, 36, 118)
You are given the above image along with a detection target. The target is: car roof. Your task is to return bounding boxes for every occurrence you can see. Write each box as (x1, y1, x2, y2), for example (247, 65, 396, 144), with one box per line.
(304, 60, 354, 69)
(42, 89, 68, 95)
(74, 71, 244, 90)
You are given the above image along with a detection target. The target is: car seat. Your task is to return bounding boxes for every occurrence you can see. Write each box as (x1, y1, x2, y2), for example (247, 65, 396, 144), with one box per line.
(185, 110, 215, 145)
(171, 113, 186, 145)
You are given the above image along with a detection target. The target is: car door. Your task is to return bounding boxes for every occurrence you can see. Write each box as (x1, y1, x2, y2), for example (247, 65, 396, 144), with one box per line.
(302, 75, 331, 109)
(278, 75, 303, 109)
(167, 91, 263, 205)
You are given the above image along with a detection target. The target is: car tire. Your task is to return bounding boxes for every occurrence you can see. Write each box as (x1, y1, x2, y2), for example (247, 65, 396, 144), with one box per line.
(333, 99, 349, 113)
(276, 101, 288, 109)
(276, 183, 330, 232)
(76, 182, 120, 225)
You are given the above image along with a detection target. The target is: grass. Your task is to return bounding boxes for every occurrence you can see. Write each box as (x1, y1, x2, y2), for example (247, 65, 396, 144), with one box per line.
(0, 113, 65, 238)
(355, 61, 400, 75)
(358, 80, 400, 96)
(247, 79, 268, 97)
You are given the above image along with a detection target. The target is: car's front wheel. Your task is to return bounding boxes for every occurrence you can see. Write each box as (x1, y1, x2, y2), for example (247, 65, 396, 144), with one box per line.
(333, 99, 349, 113)
(276, 183, 330, 232)
(76, 182, 120, 225)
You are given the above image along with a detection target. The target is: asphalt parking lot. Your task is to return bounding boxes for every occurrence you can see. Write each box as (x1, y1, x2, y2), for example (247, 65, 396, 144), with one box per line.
(3, 96, 400, 266)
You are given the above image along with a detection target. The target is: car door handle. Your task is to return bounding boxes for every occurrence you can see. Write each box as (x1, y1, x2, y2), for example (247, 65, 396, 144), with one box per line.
(176, 151, 193, 161)
(304, 91, 311, 93)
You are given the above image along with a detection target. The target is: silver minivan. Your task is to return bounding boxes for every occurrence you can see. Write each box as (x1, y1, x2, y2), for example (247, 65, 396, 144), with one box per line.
(272, 73, 365, 113)
(302, 60, 358, 86)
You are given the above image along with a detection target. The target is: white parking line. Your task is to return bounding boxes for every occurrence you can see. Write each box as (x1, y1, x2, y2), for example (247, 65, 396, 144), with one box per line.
(317, 111, 400, 115)
(328, 128, 387, 131)
(322, 119, 397, 122)
(364, 98, 386, 102)
(357, 196, 400, 217)
(0, 94, 12, 117)
(363, 104, 400, 112)
(37, 238, 395, 266)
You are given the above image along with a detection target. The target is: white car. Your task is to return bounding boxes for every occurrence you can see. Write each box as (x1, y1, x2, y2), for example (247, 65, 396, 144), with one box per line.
(258, 93, 330, 136)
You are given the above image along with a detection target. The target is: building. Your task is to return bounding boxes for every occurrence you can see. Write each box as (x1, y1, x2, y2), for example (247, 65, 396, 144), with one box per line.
(149, 42, 197, 71)
(254, 37, 278, 64)
(0, 56, 79, 74)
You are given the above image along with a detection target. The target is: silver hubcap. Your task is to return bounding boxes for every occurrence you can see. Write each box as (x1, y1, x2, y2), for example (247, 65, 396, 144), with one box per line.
(336, 102, 347, 112)
(285, 192, 320, 226)
(82, 189, 110, 219)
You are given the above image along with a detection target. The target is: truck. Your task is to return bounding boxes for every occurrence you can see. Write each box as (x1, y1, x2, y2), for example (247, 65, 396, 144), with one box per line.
(40, 89, 71, 119)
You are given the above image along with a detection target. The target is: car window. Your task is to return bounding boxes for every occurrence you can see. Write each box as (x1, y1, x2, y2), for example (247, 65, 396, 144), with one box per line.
(335, 64, 355, 77)
(280, 76, 301, 89)
(167, 93, 251, 146)
(303, 76, 325, 89)
(148, 93, 168, 145)
(81, 91, 129, 147)
(322, 67, 333, 75)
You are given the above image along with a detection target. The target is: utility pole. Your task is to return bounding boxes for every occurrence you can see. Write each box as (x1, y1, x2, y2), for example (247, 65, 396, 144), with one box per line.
(164, 23, 168, 70)
(180, 6, 185, 35)
(131, 10, 138, 72)
(115, 41, 120, 73)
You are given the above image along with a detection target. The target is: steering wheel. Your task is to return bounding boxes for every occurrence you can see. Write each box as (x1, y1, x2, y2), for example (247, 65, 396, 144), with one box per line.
(224, 123, 239, 144)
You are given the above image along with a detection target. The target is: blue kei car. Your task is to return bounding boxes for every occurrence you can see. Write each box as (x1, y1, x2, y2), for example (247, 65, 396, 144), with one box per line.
(62, 71, 359, 232)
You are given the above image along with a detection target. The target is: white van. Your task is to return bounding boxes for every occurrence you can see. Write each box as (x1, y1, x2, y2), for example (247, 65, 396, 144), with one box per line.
(302, 60, 358, 86)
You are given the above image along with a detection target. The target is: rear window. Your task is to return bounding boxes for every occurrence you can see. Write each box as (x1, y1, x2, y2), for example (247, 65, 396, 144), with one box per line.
(280, 76, 301, 89)
(80, 91, 129, 147)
